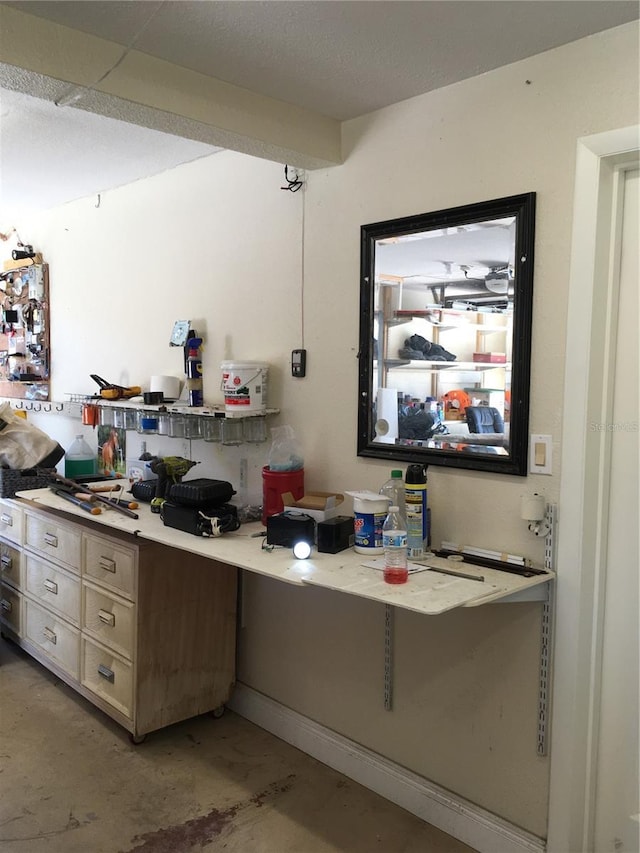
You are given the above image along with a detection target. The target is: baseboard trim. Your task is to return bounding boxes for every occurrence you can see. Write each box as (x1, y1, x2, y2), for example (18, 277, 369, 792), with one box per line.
(228, 683, 545, 853)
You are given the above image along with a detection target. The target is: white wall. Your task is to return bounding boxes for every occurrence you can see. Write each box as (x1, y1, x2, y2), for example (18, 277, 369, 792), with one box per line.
(7, 22, 639, 839)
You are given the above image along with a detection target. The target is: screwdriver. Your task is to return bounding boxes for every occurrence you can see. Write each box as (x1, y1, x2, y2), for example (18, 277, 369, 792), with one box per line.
(51, 488, 102, 515)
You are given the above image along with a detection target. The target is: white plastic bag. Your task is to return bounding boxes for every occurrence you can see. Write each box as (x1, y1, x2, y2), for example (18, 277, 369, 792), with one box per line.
(0, 402, 63, 469)
(267, 425, 304, 471)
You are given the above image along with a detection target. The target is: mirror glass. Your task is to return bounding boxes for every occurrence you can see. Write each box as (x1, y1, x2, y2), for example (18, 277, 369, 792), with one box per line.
(358, 194, 535, 475)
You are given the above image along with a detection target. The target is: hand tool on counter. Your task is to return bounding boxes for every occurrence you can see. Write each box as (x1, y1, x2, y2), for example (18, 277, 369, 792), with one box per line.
(49, 487, 102, 515)
(47, 472, 139, 519)
(75, 491, 139, 511)
(90, 374, 142, 401)
(430, 547, 546, 577)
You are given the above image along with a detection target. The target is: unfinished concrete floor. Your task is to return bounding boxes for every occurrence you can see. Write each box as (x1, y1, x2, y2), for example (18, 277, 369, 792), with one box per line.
(0, 639, 476, 853)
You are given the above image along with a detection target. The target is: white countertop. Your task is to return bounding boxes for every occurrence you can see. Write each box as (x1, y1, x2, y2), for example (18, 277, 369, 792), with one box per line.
(15, 488, 554, 614)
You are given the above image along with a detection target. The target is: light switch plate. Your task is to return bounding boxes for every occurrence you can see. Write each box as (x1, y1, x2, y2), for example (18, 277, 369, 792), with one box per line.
(530, 434, 552, 475)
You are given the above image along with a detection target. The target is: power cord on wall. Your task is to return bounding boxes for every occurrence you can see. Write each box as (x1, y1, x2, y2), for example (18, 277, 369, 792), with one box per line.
(280, 165, 305, 193)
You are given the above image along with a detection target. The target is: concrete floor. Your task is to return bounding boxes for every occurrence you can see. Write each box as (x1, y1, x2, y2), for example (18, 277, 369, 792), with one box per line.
(0, 639, 476, 853)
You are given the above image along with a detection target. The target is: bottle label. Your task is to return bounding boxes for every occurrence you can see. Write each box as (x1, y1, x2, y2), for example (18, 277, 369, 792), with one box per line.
(383, 532, 407, 548)
(354, 511, 386, 549)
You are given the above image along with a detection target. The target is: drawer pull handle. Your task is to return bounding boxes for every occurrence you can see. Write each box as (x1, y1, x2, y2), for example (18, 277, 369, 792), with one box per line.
(43, 626, 57, 644)
(44, 533, 58, 548)
(98, 609, 115, 627)
(1, 554, 12, 568)
(1, 514, 13, 526)
(98, 663, 114, 683)
(99, 557, 116, 573)
(1, 598, 12, 612)
(44, 579, 58, 594)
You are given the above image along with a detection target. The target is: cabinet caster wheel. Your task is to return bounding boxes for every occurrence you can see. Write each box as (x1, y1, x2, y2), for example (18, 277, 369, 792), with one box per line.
(211, 705, 225, 719)
(129, 732, 146, 745)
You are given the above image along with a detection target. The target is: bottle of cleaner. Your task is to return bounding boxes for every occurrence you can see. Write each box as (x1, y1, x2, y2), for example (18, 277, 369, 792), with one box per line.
(405, 464, 428, 558)
(379, 469, 406, 524)
(64, 435, 97, 479)
(186, 338, 203, 407)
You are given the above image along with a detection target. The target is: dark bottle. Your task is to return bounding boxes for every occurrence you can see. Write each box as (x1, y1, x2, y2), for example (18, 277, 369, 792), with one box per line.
(405, 463, 428, 558)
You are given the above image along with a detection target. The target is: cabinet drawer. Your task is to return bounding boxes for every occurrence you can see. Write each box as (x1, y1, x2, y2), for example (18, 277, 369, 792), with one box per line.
(26, 555, 80, 625)
(0, 501, 23, 546)
(0, 541, 22, 590)
(83, 582, 134, 660)
(25, 598, 80, 679)
(82, 637, 133, 720)
(25, 513, 81, 573)
(84, 535, 135, 599)
(0, 583, 22, 636)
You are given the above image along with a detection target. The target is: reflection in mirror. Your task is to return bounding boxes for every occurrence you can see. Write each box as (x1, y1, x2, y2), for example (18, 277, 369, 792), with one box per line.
(358, 194, 535, 475)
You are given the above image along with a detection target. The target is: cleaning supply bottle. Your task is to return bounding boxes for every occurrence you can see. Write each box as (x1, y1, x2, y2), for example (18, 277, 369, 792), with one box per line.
(405, 464, 428, 558)
(379, 469, 406, 524)
(382, 506, 408, 584)
(64, 434, 97, 478)
(186, 338, 203, 407)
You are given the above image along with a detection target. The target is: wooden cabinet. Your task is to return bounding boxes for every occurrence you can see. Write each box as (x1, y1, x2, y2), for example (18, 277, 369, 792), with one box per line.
(0, 499, 237, 740)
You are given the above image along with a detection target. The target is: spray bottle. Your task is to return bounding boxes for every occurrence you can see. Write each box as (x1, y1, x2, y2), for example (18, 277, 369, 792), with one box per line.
(186, 337, 203, 406)
(405, 463, 428, 558)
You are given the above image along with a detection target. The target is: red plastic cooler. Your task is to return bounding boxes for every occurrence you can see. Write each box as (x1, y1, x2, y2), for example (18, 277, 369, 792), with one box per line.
(262, 466, 305, 525)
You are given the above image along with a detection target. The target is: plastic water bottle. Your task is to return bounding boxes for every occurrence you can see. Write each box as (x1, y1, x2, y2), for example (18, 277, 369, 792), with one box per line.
(379, 469, 406, 524)
(405, 463, 428, 559)
(382, 506, 408, 584)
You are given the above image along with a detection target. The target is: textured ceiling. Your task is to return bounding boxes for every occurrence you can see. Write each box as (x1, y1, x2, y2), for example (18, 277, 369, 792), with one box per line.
(1, 0, 638, 217)
(6, 1, 639, 121)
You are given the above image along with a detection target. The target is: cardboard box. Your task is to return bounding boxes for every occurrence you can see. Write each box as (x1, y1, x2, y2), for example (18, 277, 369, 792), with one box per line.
(282, 491, 345, 523)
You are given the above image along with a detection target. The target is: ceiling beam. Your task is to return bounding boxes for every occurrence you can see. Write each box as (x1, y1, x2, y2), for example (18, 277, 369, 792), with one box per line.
(0, 5, 342, 169)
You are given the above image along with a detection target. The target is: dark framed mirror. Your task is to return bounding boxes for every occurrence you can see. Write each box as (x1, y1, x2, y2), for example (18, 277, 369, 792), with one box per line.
(358, 193, 535, 475)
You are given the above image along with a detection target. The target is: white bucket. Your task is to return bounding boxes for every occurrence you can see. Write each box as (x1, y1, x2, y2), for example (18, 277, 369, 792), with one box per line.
(220, 362, 269, 413)
(346, 490, 391, 554)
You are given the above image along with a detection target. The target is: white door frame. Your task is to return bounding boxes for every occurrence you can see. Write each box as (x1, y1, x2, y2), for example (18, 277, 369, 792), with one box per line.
(547, 125, 640, 853)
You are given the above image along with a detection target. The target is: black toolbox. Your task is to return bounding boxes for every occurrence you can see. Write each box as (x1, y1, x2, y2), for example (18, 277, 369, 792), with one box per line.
(168, 478, 235, 507)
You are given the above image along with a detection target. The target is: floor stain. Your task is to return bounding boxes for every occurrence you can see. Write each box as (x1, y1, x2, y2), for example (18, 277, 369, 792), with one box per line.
(123, 774, 297, 852)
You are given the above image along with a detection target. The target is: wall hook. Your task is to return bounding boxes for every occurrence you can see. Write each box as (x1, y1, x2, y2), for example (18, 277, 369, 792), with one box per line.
(15, 401, 23, 409)
(25, 402, 33, 410)
(34, 403, 41, 412)
(56, 404, 64, 412)
(44, 404, 52, 412)
(95, 194, 101, 209)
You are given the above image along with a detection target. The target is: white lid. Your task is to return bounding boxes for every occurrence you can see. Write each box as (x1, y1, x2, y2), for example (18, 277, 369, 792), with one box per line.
(389, 505, 399, 511)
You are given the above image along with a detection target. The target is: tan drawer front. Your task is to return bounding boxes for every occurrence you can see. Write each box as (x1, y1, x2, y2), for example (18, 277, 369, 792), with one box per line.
(0, 583, 22, 636)
(83, 582, 134, 659)
(25, 599, 80, 679)
(0, 501, 23, 546)
(26, 556, 80, 625)
(84, 535, 135, 599)
(25, 513, 81, 573)
(0, 541, 22, 590)
(82, 638, 133, 719)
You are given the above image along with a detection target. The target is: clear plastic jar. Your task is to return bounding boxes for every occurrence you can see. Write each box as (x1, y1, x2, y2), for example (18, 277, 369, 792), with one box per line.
(167, 414, 185, 437)
(202, 417, 222, 442)
(157, 413, 171, 435)
(136, 411, 159, 435)
(243, 416, 267, 443)
(184, 416, 203, 439)
(221, 418, 243, 445)
(99, 406, 114, 426)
